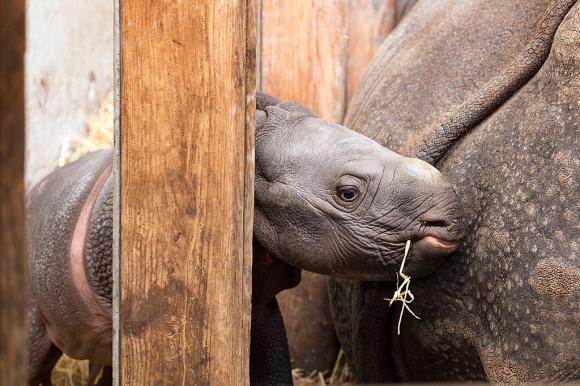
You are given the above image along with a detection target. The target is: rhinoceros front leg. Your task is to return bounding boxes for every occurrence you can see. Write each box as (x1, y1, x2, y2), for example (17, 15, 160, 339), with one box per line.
(250, 298, 293, 386)
(250, 241, 300, 386)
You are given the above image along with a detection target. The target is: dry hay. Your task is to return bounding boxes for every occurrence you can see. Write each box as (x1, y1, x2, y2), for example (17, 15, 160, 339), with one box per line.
(292, 350, 354, 386)
(52, 356, 89, 386)
(57, 92, 114, 167)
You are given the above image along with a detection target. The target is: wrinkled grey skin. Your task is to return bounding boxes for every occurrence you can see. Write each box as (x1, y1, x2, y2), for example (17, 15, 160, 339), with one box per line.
(27, 151, 113, 386)
(254, 95, 465, 280)
(26, 94, 465, 385)
(330, 0, 579, 383)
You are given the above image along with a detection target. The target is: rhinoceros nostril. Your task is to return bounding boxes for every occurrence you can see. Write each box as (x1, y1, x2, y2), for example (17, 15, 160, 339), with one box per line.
(423, 219, 448, 228)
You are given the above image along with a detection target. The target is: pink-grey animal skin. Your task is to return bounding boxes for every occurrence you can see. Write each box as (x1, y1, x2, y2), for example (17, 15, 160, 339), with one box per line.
(26, 94, 465, 385)
(329, 0, 580, 383)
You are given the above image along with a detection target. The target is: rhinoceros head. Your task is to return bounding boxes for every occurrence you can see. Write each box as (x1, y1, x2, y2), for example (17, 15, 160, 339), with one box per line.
(253, 94, 465, 280)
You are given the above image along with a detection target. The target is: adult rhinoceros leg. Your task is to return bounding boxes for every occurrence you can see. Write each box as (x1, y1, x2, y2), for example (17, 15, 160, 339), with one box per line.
(250, 241, 300, 385)
(250, 298, 293, 386)
(328, 278, 395, 381)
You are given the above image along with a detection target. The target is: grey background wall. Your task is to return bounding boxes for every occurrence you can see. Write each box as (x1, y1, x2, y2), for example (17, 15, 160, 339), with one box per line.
(25, 0, 112, 187)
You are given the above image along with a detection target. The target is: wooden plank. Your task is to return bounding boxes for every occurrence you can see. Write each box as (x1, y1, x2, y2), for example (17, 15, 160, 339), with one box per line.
(0, 0, 27, 384)
(260, 0, 395, 122)
(260, 0, 348, 122)
(346, 0, 396, 104)
(116, 1, 255, 384)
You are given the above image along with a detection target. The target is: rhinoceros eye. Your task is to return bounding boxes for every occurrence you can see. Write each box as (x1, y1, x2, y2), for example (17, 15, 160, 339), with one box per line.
(337, 186, 359, 202)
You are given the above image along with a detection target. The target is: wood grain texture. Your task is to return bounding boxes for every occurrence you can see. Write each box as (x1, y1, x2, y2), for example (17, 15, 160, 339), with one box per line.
(260, 0, 395, 122)
(118, 1, 255, 384)
(0, 0, 27, 384)
(346, 0, 396, 104)
(260, 0, 348, 122)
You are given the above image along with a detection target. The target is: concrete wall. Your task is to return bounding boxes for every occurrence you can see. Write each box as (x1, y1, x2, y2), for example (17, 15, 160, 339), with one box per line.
(25, 0, 112, 187)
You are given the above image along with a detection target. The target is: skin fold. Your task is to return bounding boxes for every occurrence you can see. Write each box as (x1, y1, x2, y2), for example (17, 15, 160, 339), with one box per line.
(26, 94, 466, 385)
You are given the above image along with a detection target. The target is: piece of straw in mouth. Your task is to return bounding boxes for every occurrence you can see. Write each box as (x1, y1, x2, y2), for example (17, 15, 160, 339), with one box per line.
(384, 240, 420, 335)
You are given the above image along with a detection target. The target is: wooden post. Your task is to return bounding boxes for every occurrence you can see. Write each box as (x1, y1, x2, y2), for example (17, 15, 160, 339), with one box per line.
(260, 0, 348, 122)
(114, 1, 256, 385)
(260, 0, 395, 122)
(345, 0, 396, 103)
(0, 0, 27, 384)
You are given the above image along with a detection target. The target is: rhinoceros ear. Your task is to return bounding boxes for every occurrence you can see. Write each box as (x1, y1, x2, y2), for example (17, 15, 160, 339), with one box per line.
(256, 92, 316, 117)
(255, 92, 317, 134)
(257, 92, 281, 111)
(256, 92, 280, 130)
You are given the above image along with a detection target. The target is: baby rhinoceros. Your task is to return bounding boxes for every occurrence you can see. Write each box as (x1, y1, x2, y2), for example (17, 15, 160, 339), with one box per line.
(254, 94, 465, 279)
(26, 94, 465, 385)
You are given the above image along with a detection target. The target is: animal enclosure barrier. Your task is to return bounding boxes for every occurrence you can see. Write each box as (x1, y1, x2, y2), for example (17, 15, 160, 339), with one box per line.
(0, 0, 27, 384)
(114, 1, 256, 385)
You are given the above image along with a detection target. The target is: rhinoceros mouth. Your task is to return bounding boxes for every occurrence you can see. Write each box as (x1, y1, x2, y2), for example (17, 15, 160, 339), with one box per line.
(421, 234, 460, 249)
(401, 232, 463, 278)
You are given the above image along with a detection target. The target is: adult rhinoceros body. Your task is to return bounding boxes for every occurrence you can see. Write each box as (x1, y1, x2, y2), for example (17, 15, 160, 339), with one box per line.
(330, 0, 579, 382)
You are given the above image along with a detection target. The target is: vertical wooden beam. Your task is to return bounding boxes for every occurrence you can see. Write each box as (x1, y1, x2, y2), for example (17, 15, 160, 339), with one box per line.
(115, 1, 255, 384)
(346, 0, 396, 104)
(0, 0, 27, 384)
(261, 0, 348, 122)
(260, 0, 395, 122)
